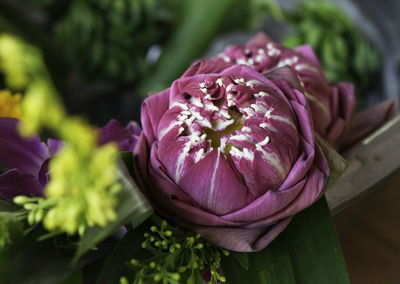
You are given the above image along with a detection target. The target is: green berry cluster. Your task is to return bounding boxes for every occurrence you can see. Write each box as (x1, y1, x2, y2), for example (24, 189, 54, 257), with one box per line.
(122, 220, 229, 284)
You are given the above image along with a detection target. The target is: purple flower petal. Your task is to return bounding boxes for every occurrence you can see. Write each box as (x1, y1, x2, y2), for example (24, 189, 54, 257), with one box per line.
(182, 59, 233, 77)
(0, 118, 49, 176)
(179, 149, 253, 215)
(99, 119, 141, 151)
(141, 89, 171, 144)
(189, 217, 292, 252)
(135, 38, 332, 252)
(0, 169, 43, 200)
(47, 139, 63, 155)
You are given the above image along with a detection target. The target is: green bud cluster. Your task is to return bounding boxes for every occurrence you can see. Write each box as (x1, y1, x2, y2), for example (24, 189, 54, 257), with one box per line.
(13, 142, 121, 236)
(122, 220, 229, 284)
(0, 34, 123, 237)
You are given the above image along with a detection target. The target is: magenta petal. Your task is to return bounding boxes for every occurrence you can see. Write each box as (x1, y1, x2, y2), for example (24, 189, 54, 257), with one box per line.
(99, 119, 141, 151)
(294, 45, 321, 67)
(341, 100, 397, 149)
(190, 217, 292, 252)
(99, 119, 129, 145)
(247, 32, 270, 45)
(0, 169, 43, 200)
(179, 150, 253, 215)
(265, 66, 304, 91)
(141, 89, 171, 144)
(181, 58, 233, 77)
(0, 118, 49, 175)
(327, 82, 355, 144)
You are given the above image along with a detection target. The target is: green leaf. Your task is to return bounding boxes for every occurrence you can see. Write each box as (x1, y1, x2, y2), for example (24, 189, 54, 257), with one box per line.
(140, 0, 238, 94)
(222, 231, 296, 284)
(0, 199, 17, 212)
(287, 197, 350, 284)
(62, 269, 83, 284)
(0, 227, 94, 284)
(73, 163, 152, 263)
(95, 221, 153, 284)
(232, 251, 249, 270)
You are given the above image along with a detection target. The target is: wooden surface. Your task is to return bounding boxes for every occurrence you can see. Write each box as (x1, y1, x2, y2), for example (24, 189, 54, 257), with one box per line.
(326, 116, 400, 214)
(334, 169, 400, 284)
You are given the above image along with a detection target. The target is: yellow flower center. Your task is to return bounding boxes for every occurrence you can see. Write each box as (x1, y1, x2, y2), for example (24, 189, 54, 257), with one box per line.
(0, 90, 21, 119)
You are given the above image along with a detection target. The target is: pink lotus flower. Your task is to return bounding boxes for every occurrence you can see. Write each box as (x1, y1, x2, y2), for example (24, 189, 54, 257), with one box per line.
(134, 64, 329, 252)
(199, 33, 355, 146)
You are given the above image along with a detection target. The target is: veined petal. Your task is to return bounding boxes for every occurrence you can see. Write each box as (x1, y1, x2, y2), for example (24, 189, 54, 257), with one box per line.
(179, 150, 253, 215)
(182, 59, 233, 77)
(141, 89, 171, 144)
(189, 217, 292, 252)
(327, 82, 355, 144)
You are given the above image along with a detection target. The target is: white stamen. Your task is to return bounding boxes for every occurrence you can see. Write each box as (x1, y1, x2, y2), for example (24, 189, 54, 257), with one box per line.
(186, 116, 196, 126)
(214, 119, 234, 131)
(216, 78, 224, 86)
(194, 148, 205, 163)
(259, 122, 277, 132)
(204, 103, 219, 112)
(230, 134, 251, 142)
(242, 107, 256, 117)
(226, 84, 235, 92)
(257, 136, 270, 146)
(242, 148, 254, 161)
(220, 110, 231, 119)
(181, 110, 191, 116)
(198, 119, 213, 128)
(295, 64, 319, 73)
(171, 101, 189, 110)
(251, 104, 268, 113)
(254, 91, 268, 98)
(191, 97, 204, 108)
(246, 79, 260, 87)
(192, 111, 204, 120)
(219, 137, 228, 152)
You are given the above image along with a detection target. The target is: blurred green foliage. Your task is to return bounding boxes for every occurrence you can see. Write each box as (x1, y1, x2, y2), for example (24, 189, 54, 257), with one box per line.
(259, 0, 381, 96)
(24, 0, 182, 83)
(0, 0, 382, 119)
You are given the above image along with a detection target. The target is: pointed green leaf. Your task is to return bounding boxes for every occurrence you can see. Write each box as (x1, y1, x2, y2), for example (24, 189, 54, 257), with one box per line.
(287, 197, 350, 284)
(222, 231, 296, 284)
(232, 251, 249, 270)
(95, 221, 153, 284)
(139, 0, 239, 94)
